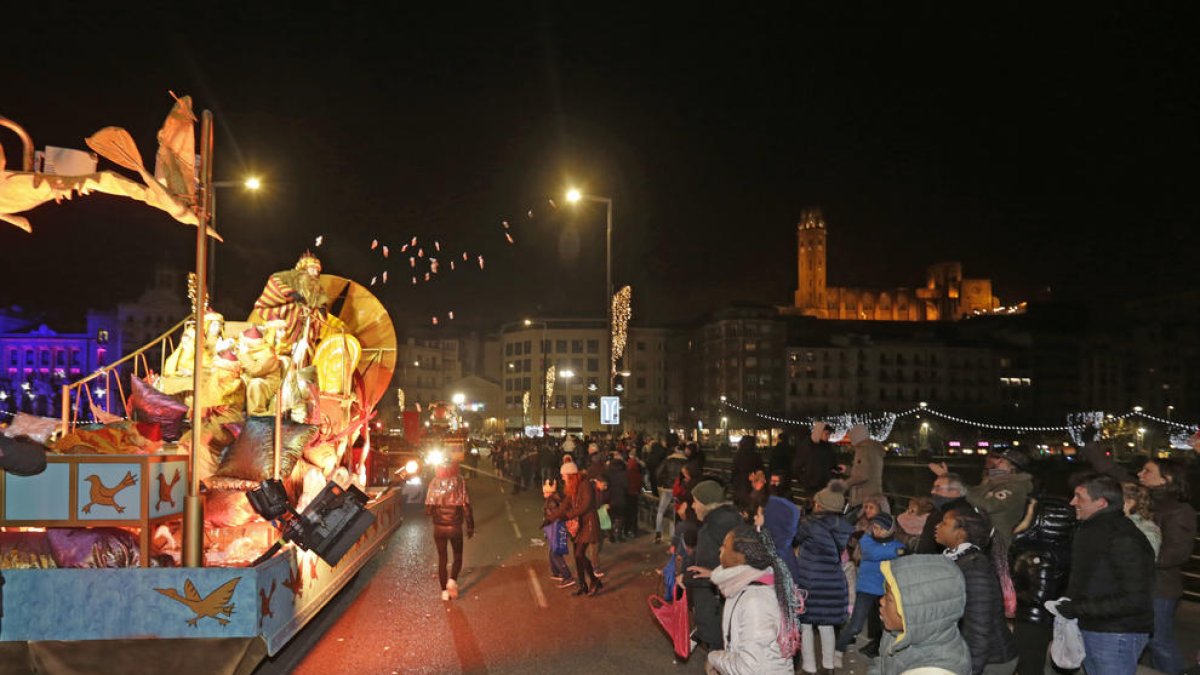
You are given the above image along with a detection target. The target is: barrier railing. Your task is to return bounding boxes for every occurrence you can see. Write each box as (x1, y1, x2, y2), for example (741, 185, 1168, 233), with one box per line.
(59, 318, 190, 436)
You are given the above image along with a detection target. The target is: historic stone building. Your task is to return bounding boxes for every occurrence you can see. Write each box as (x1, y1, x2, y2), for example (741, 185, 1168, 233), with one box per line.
(792, 209, 998, 321)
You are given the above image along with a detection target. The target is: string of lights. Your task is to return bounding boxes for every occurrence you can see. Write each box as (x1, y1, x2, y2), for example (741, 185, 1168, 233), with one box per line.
(610, 285, 632, 377)
(720, 398, 1199, 437)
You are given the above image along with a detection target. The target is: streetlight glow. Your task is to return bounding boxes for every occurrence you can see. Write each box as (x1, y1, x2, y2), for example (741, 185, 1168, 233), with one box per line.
(560, 369, 575, 379)
(523, 318, 533, 326)
(244, 176, 262, 190)
(566, 188, 582, 203)
(452, 393, 466, 405)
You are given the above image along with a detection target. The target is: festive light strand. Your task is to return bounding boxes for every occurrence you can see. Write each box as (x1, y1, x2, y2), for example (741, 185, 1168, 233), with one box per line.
(545, 364, 556, 402)
(611, 286, 632, 377)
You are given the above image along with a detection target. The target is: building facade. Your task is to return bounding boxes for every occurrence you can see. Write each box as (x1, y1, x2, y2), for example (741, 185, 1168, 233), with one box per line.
(791, 208, 998, 321)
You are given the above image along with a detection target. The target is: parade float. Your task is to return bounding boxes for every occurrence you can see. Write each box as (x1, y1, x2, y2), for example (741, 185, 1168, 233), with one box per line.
(0, 98, 404, 674)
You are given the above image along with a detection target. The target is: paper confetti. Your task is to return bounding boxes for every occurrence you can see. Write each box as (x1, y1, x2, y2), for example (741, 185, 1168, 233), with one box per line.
(527, 209, 534, 219)
(450, 261, 455, 271)
(505, 232, 514, 244)
(382, 246, 389, 258)
(478, 255, 485, 269)
(370, 276, 377, 286)
(424, 272, 430, 281)
(382, 271, 388, 283)
(548, 199, 557, 209)
(448, 311, 455, 320)
(401, 244, 409, 252)
(371, 239, 379, 250)
(411, 236, 417, 246)
(315, 235, 324, 247)
(412, 276, 417, 285)
(410, 257, 416, 268)
(432, 317, 439, 325)
(435, 241, 441, 251)
(418, 248, 424, 258)
(462, 252, 469, 261)
(502, 220, 510, 229)
(430, 260, 439, 273)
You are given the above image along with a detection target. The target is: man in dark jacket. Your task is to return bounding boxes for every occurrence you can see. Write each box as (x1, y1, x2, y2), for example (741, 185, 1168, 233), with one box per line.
(682, 480, 740, 650)
(937, 505, 1019, 675)
(767, 432, 794, 496)
(794, 421, 837, 495)
(653, 443, 688, 543)
(912, 473, 968, 554)
(1055, 474, 1154, 675)
(644, 434, 669, 492)
(730, 435, 763, 508)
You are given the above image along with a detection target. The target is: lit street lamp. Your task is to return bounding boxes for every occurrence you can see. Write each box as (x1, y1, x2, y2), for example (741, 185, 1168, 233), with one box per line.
(209, 176, 262, 301)
(565, 189, 614, 395)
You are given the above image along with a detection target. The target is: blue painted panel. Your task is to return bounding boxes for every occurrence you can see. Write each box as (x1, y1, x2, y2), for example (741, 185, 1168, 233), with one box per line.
(149, 461, 186, 518)
(76, 462, 141, 520)
(6, 463, 70, 520)
(0, 567, 258, 641)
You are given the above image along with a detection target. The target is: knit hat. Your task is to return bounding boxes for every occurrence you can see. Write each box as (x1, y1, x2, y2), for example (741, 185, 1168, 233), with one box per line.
(691, 480, 726, 506)
(848, 424, 869, 445)
(811, 421, 828, 444)
(996, 447, 1032, 472)
(813, 480, 846, 512)
(870, 512, 896, 534)
(559, 460, 578, 476)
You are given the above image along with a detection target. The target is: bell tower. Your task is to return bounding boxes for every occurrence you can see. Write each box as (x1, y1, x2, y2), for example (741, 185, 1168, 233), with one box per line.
(794, 208, 827, 316)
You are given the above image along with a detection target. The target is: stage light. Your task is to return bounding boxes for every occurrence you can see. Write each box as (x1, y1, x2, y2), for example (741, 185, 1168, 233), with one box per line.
(247, 478, 376, 567)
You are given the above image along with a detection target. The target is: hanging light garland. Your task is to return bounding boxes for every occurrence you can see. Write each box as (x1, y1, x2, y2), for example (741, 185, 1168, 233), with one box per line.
(720, 398, 1199, 439)
(522, 390, 530, 417)
(396, 388, 405, 412)
(545, 364, 556, 401)
(610, 285, 632, 377)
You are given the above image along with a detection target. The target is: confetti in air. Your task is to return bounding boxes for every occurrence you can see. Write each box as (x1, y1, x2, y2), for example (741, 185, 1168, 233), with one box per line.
(382, 271, 388, 283)
(371, 239, 379, 250)
(418, 248, 424, 258)
(502, 220, 510, 229)
(435, 241, 440, 251)
(548, 199, 557, 209)
(370, 276, 377, 286)
(450, 261, 455, 271)
(410, 236, 417, 246)
(409, 257, 416, 268)
(424, 272, 430, 281)
(478, 255, 485, 270)
(431, 259, 439, 273)
(448, 311, 455, 320)
(527, 209, 534, 219)
(411, 276, 417, 285)
(315, 235, 324, 247)
(382, 246, 389, 258)
(505, 232, 514, 244)
(462, 252, 468, 261)
(431, 316, 439, 325)
(401, 244, 408, 252)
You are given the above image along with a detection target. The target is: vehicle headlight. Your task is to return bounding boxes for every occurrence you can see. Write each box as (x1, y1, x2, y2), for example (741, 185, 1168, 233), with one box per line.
(426, 449, 446, 467)
(404, 459, 420, 474)
(406, 476, 422, 486)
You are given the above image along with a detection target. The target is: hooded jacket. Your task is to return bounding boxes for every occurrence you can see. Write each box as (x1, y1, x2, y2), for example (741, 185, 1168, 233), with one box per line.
(762, 495, 802, 584)
(869, 555, 971, 675)
(795, 511, 855, 625)
(948, 546, 1019, 675)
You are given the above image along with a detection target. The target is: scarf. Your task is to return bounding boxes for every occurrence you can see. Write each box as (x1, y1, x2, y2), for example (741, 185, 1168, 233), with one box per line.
(712, 564, 774, 598)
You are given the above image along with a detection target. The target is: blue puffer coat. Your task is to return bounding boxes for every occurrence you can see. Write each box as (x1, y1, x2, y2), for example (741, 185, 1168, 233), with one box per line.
(795, 512, 854, 625)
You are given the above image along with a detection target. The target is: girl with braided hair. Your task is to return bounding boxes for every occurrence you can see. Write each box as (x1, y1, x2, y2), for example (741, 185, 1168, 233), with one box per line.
(700, 523, 800, 675)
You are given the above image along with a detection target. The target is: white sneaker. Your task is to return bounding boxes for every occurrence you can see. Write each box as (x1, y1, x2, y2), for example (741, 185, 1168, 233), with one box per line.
(441, 590, 450, 601)
(447, 578, 459, 599)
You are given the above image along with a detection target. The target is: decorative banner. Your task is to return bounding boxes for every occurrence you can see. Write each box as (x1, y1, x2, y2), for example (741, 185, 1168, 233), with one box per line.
(611, 286, 632, 377)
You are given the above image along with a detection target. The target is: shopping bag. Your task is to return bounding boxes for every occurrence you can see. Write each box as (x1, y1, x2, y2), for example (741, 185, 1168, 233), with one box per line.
(648, 587, 691, 660)
(552, 520, 569, 555)
(598, 504, 613, 530)
(1050, 615, 1085, 669)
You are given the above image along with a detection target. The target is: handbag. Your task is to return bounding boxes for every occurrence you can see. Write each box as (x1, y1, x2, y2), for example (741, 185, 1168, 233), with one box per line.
(598, 504, 613, 530)
(648, 588, 691, 660)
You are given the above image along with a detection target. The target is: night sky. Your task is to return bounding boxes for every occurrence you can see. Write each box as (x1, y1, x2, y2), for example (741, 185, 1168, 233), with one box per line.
(2, 5, 1197, 331)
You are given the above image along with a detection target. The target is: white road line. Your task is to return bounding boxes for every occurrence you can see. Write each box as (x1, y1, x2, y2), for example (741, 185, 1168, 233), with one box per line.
(525, 564, 549, 608)
(505, 501, 522, 539)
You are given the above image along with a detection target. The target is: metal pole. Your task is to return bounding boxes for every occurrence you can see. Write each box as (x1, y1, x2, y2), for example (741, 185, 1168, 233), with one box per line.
(208, 188, 217, 303)
(541, 322, 548, 433)
(183, 110, 214, 568)
(605, 199, 613, 398)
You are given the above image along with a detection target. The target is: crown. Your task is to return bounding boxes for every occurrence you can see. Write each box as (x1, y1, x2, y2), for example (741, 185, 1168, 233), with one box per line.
(295, 251, 322, 272)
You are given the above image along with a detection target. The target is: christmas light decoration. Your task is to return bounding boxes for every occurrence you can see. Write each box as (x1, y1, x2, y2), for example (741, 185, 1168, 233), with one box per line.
(545, 364, 556, 401)
(396, 388, 405, 412)
(1067, 411, 1105, 445)
(522, 391, 530, 417)
(611, 285, 632, 377)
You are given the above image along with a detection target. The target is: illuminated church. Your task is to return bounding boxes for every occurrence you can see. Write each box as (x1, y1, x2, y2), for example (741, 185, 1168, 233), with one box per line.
(791, 208, 998, 321)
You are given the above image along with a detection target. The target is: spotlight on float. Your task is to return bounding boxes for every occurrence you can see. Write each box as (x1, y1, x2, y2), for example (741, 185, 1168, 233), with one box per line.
(246, 478, 376, 566)
(425, 448, 446, 467)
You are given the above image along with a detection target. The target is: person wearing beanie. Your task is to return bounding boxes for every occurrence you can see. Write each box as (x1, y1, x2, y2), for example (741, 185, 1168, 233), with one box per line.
(545, 459, 603, 596)
(683, 479, 741, 651)
(795, 421, 838, 495)
(845, 424, 885, 509)
(873, 555, 972, 675)
(795, 480, 855, 674)
(541, 479, 575, 588)
(835, 512, 906, 664)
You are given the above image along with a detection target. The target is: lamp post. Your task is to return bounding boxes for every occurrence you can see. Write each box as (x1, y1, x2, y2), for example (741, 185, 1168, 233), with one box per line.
(565, 189, 613, 396)
(560, 369, 575, 435)
(208, 176, 261, 301)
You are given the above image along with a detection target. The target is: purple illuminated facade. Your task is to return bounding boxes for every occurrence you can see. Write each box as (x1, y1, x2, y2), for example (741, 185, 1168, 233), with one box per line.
(0, 322, 112, 419)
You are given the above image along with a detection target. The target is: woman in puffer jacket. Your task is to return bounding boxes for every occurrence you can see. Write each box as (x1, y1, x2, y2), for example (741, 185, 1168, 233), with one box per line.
(1008, 495, 1074, 675)
(703, 523, 800, 675)
(425, 462, 474, 601)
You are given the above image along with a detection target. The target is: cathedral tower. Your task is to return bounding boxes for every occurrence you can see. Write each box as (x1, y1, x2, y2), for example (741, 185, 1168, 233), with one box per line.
(794, 208, 827, 316)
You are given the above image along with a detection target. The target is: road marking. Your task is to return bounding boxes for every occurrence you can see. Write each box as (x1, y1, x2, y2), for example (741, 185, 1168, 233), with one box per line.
(505, 500, 522, 539)
(525, 564, 548, 608)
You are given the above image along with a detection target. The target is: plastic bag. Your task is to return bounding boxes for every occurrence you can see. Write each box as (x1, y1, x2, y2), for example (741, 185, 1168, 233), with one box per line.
(553, 521, 569, 555)
(648, 587, 691, 659)
(598, 504, 612, 530)
(1050, 614, 1085, 669)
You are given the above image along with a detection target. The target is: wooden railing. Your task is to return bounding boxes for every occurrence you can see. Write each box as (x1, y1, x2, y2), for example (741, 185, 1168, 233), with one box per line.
(59, 318, 190, 436)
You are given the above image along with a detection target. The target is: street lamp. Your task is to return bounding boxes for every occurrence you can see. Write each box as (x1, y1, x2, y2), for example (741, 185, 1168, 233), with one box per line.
(565, 188, 614, 396)
(560, 369, 575, 434)
(209, 176, 262, 301)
